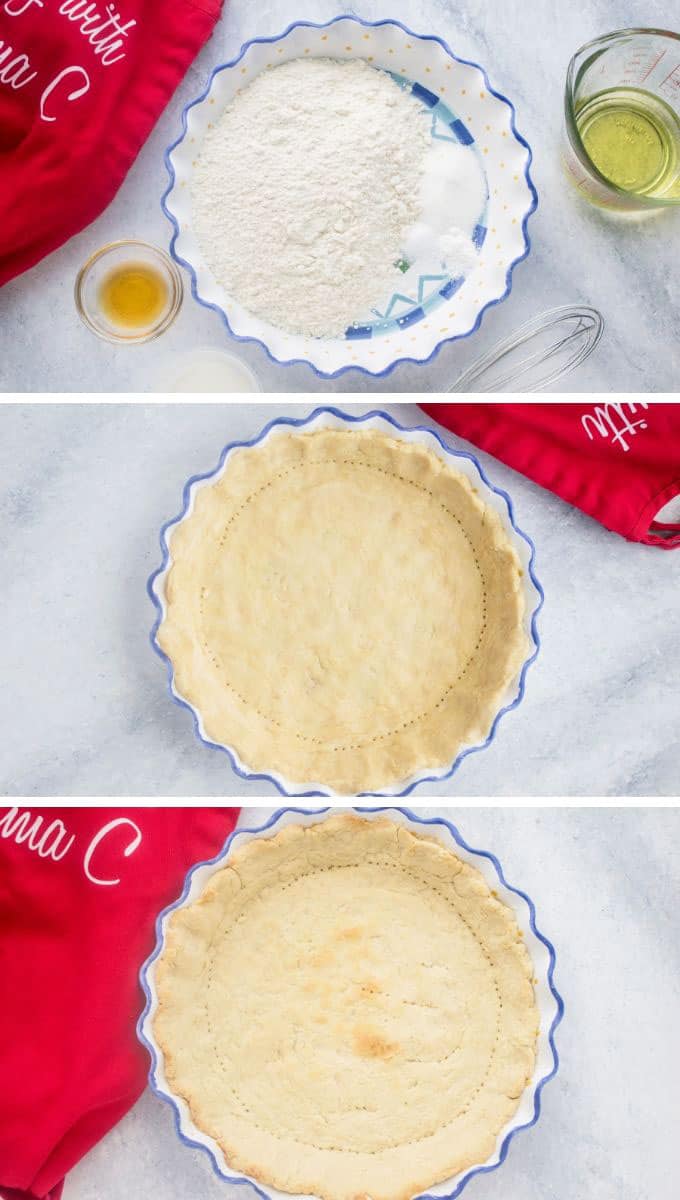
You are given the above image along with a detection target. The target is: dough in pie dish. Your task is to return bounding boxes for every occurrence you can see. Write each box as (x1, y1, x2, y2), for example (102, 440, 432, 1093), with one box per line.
(153, 815, 539, 1200)
(157, 429, 530, 792)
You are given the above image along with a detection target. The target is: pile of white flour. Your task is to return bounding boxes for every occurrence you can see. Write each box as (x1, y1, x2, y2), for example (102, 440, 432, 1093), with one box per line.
(191, 58, 432, 338)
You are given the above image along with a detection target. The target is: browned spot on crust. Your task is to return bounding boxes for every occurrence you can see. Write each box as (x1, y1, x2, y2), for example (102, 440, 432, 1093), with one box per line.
(357, 978, 381, 997)
(335, 925, 364, 941)
(310, 947, 335, 967)
(353, 1025, 399, 1059)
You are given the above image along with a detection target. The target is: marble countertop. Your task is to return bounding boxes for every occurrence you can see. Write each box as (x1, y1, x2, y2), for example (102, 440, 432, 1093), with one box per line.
(58, 804, 680, 1200)
(1, 401, 679, 797)
(1, 0, 679, 394)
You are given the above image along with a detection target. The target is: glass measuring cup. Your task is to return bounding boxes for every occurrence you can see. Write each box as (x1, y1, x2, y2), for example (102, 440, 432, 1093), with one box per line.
(564, 28, 680, 211)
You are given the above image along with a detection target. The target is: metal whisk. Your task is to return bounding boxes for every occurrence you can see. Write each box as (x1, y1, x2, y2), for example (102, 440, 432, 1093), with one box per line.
(448, 305, 604, 392)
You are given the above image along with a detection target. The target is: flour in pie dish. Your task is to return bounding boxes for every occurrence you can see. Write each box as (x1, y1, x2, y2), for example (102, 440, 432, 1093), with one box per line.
(157, 428, 529, 793)
(190, 58, 483, 338)
(191, 58, 429, 338)
(153, 815, 539, 1200)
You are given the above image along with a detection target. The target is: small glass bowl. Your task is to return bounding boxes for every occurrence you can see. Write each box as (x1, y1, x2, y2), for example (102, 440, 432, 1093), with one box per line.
(75, 239, 184, 344)
(150, 346, 262, 392)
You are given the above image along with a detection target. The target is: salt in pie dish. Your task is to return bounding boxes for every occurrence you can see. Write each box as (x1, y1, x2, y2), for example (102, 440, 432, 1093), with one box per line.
(148, 408, 542, 797)
(138, 807, 563, 1200)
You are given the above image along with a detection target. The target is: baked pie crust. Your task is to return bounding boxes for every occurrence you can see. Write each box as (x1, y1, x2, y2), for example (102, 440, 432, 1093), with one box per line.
(154, 815, 539, 1200)
(157, 429, 529, 792)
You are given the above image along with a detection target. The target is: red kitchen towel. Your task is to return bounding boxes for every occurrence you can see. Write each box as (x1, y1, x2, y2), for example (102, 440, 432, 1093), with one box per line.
(0, 0, 223, 287)
(0, 805, 240, 1200)
(421, 402, 680, 549)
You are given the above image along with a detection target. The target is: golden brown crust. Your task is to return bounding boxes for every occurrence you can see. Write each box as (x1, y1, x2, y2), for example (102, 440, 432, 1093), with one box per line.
(157, 429, 528, 792)
(153, 815, 539, 1200)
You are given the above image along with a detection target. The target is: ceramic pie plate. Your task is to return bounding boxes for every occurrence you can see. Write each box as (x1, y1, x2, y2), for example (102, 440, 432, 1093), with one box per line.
(147, 407, 543, 797)
(138, 806, 563, 1200)
(162, 14, 537, 379)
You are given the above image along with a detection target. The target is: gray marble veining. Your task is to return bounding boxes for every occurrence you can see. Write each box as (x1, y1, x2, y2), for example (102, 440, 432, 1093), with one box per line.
(61, 806, 680, 1200)
(0, 0, 678, 393)
(1, 402, 678, 797)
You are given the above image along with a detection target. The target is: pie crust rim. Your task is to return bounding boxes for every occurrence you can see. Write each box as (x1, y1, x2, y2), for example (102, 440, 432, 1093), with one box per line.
(148, 409, 543, 796)
(139, 808, 563, 1200)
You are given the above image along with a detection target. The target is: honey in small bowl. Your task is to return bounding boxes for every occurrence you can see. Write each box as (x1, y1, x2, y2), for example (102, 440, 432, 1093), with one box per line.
(99, 261, 169, 330)
(75, 240, 183, 344)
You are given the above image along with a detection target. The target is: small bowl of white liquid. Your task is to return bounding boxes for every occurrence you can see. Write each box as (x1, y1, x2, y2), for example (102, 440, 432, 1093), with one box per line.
(150, 346, 261, 392)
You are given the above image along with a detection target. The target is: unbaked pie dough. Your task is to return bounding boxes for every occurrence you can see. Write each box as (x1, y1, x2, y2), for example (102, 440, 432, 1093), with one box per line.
(157, 429, 529, 792)
(154, 815, 539, 1200)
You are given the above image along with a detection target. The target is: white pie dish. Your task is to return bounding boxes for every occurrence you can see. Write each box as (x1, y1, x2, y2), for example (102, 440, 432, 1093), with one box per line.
(147, 406, 543, 797)
(138, 805, 563, 1200)
(161, 14, 537, 380)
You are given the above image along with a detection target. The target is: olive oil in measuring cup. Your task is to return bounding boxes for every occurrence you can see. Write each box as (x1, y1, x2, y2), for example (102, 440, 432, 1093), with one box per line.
(575, 87, 680, 199)
(564, 29, 680, 211)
